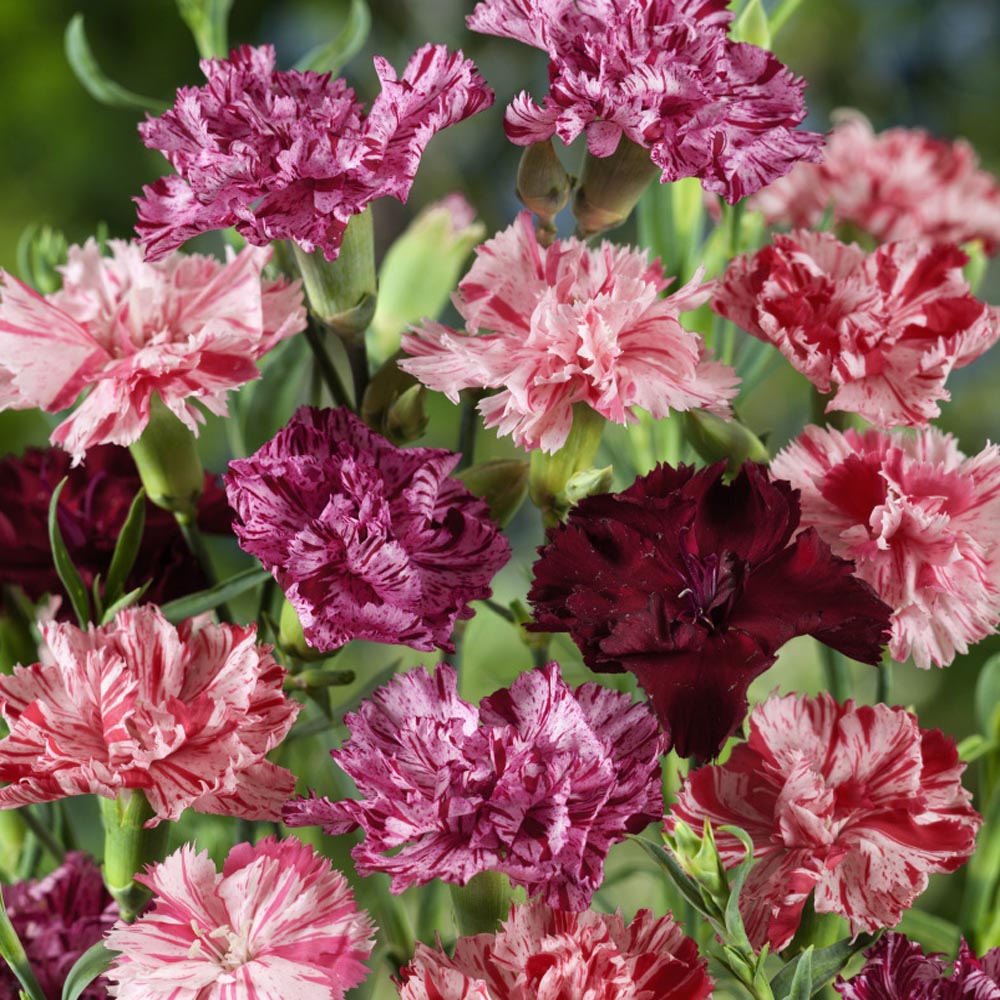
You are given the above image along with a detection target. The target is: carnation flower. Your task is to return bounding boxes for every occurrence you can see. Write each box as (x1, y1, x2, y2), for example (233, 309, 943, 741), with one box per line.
(225, 406, 510, 653)
(771, 425, 1000, 668)
(104, 837, 374, 1000)
(397, 899, 712, 1000)
(1, 852, 116, 1000)
(0, 240, 305, 462)
(669, 693, 981, 951)
(528, 462, 892, 760)
(752, 109, 1000, 252)
(712, 230, 1000, 427)
(467, 0, 823, 203)
(137, 44, 493, 261)
(0, 445, 230, 617)
(835, 933, 1000, 1000)
(400, 213, 738, 453)
(0, 604, 299, 823)
(283, 662, 665, 910)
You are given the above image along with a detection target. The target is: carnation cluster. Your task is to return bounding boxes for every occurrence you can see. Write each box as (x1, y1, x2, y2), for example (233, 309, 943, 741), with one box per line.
(284, 662, 665, 910)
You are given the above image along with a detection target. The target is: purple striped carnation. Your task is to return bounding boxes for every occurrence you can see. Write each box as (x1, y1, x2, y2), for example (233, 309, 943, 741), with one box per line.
(225, 406, 510, 653)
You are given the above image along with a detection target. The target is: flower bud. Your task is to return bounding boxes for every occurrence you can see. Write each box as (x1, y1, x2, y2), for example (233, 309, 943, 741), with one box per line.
(362, 356, 430, 444)
(684, 409, 769, 474)
(278, 598, 331, 662)
(573, 137, 660, 238)
(516, 140, 573, 243)
(371, 195, 484, 362)
(665, 818, 729, 908)
(17, 224, 69, 295)
(457, 458, 530, 528)
(551, 464, 614, 520)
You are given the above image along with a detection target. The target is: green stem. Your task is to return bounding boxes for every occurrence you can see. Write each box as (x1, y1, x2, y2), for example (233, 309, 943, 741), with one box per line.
(456, 394, 479, 472)
(876, 651, 892, 705)
(176, 518, 233, 623)
(18, 806, 65, 865)
(820, 644, 850, 703)
(303, 317, 354, 410)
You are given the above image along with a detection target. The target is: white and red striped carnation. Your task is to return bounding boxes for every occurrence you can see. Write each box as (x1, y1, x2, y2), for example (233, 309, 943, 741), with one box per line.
(713, 230, 999, 427)
(401, 213, 738, 453)
(772, 425, 1000, 668)
(669, 692, 981, 951)
(397, 899, 712, 1000)
(752, 110, 1000, 252)
(0, 240, 305, 462)
(105, 837, 374, 1000)
(0, 605, 299, 824)
(284, 662, 665, 910)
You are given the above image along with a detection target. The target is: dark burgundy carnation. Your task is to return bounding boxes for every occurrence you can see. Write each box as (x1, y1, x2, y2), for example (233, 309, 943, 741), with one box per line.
(1, 851, 117, 1000)
(528, 462, 892, 759)
(0, 445, 230, 617)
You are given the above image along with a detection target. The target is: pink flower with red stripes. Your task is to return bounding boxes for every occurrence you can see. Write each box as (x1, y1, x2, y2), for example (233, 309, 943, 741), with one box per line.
(0, 605, 299, 824)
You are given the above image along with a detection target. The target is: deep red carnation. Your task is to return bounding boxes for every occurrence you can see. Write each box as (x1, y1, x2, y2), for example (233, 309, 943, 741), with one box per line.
(528, 462, 892, 759)
(0, 445, 229, 618)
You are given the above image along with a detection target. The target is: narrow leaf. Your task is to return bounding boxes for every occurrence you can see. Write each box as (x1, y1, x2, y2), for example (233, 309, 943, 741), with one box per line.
(61, 941, 117, 1000)
(48, 479, 90, 627)
(720, 825, 755, 951)
(100, 583, 152, 627)
(771, 933, 878, 999)
(175, 0, 235, 60)
(103, 488, 146, 608)
(896, 909, 961, 956)
(65, 16, 169, 113)
(295, 0, 371, 74)
(781, 946, 814, 1000)
(160, 567, 271, 623)
(631, 836, 718, 919)
(769, 0, 808, 38)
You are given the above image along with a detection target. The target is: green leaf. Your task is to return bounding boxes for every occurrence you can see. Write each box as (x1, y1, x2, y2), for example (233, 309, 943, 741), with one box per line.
(631, 836, 718, 920)
(48, 479, 90, 627)
(771, 934, 878, 999)
(731, 0, 771, 48)
(295, 0, 371, 74)
(160, 567, 271, 623)
(61, 941, 117, 1000)
(175, 0, 235, 60)
(720, 825, 755, 951)
(100, 583, 152, 627)
(64, 15, 169, 113)
(780, 946, 813, 1000)
(102, 488, 146, 608)
(975, 652, 1000, 740)
(896, 909, 961, 956)
(769, 0, 808, 38)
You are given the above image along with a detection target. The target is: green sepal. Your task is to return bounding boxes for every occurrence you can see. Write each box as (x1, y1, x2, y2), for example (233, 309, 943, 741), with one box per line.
(771, 933, 878, 999)
(160, 566, 270, 624)
(48, 478, 91, 627)
(64, 15, 168, 112)
(295, 0, 371, 74)
(0, 887, 47, 1000)
(62, 941, 117, 1000)
(631, 835, 722, 922)
(103, 488, 146, 610)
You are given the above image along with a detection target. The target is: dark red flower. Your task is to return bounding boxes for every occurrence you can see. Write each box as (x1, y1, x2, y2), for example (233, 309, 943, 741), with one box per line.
(528, 462, 892, 759)
(0, 445, 230, 617)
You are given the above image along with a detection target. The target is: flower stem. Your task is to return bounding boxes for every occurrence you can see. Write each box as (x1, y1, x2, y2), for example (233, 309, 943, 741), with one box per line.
(876, 650, 892, 704)
(456, 393, 479, 471)
(820, 644, 850, 703)
(18, 806, 65, 865)
(176, 518, 233, 623)
(303, 316, 354, 409)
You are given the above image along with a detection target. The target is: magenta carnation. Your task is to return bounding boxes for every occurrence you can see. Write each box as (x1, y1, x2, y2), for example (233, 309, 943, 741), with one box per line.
(224, 406, 510, 653)
(712, 230, 1000, 427)
(400, 213, 738, 453)
(0, 240, 305, 462)
(1, 852, 116, 1000)
(836, 933, 1000, 1000)
(529, 461, 892, 759)
(0, 605, 299, 824)
(467, 0, 823, 203)
(0, 445, 230, 617)
(283, 662, 665, 910)
(669, 693, 981, 951)
(771, 425, 1000, 668)
(137, 44, 493, 261)
(398, 899, 712, 1000)
(752, 110, 1000, 252)
(104, 837, 375, 1000)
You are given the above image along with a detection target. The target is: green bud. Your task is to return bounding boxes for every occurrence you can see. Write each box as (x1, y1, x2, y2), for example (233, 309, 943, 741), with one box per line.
(517, 140, 573, 242)
(278, 598, 330, 662)
(371, 196, 484, 363)
(361, 356, 428, 444)
(964, 239, 988, 295)
(573, 137, 661, 238)
(530, 405, 606, 528)
(128, 395, 204, 523)
(550, 464, 614, 521)
(450, 870, 512, 936)
(666, 819, 729, 905)
(684, 409, 769, 473)
(457, 459, 530, 528)
(16, 224, 68, 295)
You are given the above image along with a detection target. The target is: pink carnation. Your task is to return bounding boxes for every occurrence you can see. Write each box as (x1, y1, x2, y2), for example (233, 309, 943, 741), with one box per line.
(104, 837, 374, 1000)
(283, 662, 665, 910)
(468, 0, 823, 203)
(771, 425, 1000, 668)
(0, 240, 304, 462)
(669, 693, 981, 951)
(397, 899, 712, 1000)
(400, 213, 738, 453)
(712, 230, 1000, 427)
(225, 406, 510, 653)
(0, 605, 299, 824)
(137, 44, 492, 261)
(752, 110, 1000, 252)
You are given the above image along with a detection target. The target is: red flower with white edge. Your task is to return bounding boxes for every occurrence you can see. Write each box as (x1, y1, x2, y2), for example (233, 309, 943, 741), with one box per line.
(669, 693, 981, 951)
(0, 605, 299, 824)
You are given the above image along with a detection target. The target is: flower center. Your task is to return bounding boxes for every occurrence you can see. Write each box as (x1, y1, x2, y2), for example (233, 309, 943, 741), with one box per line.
(188, 919, 255, 973)
(675, 548, 743, 630)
